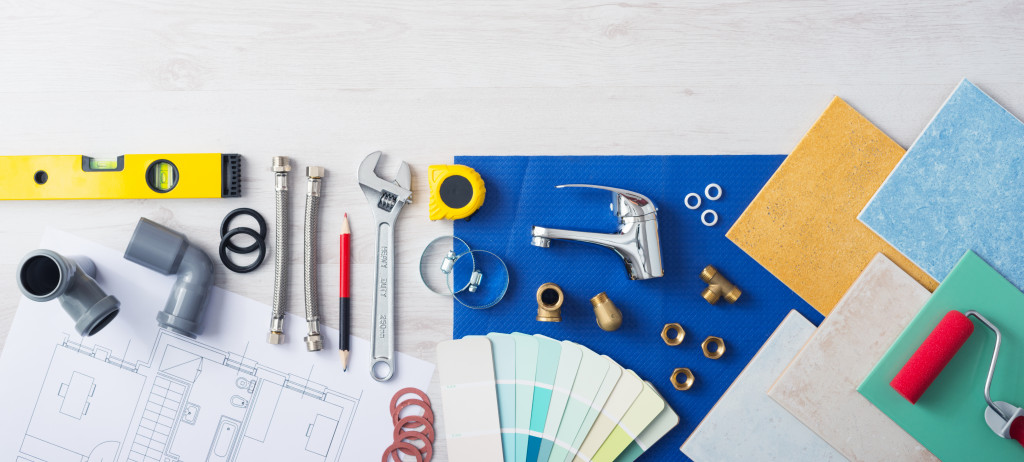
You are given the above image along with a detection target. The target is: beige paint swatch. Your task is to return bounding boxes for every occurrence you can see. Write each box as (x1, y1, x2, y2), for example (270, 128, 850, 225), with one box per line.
(768, 254, 937, 462)
(726, 97, 937, 315)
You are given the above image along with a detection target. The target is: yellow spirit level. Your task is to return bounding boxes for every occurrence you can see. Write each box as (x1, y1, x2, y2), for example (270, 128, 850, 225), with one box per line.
(0, 153, 241, 200)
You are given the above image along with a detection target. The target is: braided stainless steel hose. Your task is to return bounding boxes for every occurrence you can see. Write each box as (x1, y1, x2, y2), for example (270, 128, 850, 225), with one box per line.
(303, 166, 325, 352)
(267, 156, 290, 344)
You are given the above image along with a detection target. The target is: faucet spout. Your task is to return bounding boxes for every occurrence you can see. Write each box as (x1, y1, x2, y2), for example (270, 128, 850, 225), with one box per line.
(531, 224, 663, 280)
(532, 226, 632, 250)
(530, 184, 664, 280)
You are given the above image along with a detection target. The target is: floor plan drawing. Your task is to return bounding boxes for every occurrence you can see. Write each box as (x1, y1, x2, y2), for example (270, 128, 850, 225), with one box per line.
(0, 229, 434, 462)
(16, 329, 358, 462)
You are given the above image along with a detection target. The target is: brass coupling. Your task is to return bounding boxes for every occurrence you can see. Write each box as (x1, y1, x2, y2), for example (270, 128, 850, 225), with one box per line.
(591, 292, 623, 331)
(702, 336, 725, 359)
(671, 368, 694, 390)
(661, 323, 685, 346)
(700, 265, 742, 304)
(536, 283, 563, 322)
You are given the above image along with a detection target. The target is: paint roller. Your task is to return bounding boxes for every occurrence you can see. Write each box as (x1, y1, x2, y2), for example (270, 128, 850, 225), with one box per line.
(891, 310, 1024, 446)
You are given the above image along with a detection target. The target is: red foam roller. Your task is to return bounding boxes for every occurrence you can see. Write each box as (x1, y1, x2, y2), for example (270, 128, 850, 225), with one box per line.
(890, 310, 974, 404)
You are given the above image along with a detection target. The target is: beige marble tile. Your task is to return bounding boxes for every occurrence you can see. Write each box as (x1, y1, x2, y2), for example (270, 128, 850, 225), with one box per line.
(768, 253, 937, 462)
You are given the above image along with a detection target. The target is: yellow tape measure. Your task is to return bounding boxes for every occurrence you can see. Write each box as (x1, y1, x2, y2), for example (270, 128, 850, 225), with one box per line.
(0, 153, 241, 200)
(428, 164, 486, 220)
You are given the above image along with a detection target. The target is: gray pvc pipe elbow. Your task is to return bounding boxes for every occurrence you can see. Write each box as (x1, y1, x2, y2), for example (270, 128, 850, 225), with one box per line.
(16, 249, 120, 337)
(124, 218, 213, 339)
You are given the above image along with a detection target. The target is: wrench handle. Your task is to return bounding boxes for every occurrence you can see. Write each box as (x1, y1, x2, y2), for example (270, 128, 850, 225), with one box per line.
(370, 220, 396, 382)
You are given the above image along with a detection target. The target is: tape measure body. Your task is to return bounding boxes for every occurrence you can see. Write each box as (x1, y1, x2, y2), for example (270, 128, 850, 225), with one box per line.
(428, 164, 485, 220)
(0, 153, 240, 200)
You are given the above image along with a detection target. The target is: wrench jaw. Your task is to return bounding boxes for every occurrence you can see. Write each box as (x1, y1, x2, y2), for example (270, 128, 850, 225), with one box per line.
(394, 162, 412, 202)
(358, 151, 413, 211)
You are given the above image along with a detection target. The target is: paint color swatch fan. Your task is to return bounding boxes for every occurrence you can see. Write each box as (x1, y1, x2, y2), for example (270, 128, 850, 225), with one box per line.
(437, 334, 678, 462)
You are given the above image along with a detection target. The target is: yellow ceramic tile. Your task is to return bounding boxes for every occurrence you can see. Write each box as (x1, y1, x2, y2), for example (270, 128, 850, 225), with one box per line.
(726, 98, 938, 315)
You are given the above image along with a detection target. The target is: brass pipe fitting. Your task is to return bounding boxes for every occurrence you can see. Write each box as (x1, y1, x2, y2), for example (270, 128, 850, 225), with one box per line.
(700, 265, 742, 304)
(591, 292, 623, 331)
(661, 323, 685, 346)
(702, 336, 725, 359)
(536, 283, 563, 322)
(671, 367, 694, 390)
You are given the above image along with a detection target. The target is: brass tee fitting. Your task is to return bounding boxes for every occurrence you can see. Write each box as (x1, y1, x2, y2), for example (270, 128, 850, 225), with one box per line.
(536, 283, 563, 322)
(591, 292, 623, 331)
(700, 265, 742, 304)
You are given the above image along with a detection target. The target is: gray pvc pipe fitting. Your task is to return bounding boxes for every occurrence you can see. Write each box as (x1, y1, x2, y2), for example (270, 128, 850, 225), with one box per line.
(124, 218, 214, 339)
(16, 250, 120, 337)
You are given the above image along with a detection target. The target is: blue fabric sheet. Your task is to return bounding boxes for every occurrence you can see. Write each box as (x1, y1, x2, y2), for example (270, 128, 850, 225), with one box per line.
(453, 155, 822, 462)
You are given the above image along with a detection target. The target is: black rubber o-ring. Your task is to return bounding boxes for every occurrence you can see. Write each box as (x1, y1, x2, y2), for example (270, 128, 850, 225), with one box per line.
(219, 228, 266, 273)
(220, 208, 266, 253)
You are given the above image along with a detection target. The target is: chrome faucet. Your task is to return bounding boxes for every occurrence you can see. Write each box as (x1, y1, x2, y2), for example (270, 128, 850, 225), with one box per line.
(531, 184, 664, 280)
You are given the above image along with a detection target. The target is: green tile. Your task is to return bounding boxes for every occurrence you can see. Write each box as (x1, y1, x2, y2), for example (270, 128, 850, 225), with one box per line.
(859, 250, 1024, 460)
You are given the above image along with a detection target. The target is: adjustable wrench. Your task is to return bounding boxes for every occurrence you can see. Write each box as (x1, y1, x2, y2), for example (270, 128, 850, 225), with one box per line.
(358, 151, 412, 382)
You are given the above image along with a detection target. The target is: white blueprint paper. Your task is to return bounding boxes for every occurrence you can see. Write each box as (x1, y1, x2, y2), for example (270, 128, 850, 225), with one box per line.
(0, 228, 434, 462)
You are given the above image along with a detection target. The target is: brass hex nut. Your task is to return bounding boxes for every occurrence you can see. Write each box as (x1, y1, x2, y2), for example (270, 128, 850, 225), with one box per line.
(661, 323, 685, 346)
(702, 336, 725, 359)
(671, 367, 695, 390)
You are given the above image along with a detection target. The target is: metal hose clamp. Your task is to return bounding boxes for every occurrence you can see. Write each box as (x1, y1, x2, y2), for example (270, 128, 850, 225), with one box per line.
(303, 166, 325, 351)
(446, 249, 509, 310)
(268, 156, 290, 344)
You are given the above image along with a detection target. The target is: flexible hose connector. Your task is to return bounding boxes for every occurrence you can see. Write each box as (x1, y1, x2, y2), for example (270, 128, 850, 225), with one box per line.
(304, 166, 325, 352)
(268, 156, 290, 344)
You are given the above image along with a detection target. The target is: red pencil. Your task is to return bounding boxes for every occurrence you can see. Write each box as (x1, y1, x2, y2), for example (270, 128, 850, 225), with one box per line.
(340, 214, 351, 371)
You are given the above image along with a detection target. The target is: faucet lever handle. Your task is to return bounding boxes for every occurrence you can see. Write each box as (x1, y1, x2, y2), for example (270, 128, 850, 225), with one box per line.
(557, 184, 657, 218)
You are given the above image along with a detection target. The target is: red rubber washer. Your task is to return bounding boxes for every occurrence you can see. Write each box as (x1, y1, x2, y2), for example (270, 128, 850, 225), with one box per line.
(391, 398, 434, 426)
(397, 430, 433, 462)
(394, 415, 434, 442)
(382, 441, 423, 462)
(390, 387, 432, 415)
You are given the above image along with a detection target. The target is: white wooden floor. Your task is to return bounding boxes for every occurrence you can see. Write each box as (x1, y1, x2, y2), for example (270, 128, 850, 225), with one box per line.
(2, 1, 1024, 460)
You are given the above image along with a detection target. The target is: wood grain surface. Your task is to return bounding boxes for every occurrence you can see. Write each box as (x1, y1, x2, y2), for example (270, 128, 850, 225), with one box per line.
(2, 1, 1024, 460)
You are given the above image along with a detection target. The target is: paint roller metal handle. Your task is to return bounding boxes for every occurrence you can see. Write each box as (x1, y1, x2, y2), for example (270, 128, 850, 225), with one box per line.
(964, 310, 1005, 420)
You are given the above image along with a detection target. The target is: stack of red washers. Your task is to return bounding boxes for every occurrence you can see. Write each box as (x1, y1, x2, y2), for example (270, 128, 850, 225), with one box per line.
(383, 387, 435, 462)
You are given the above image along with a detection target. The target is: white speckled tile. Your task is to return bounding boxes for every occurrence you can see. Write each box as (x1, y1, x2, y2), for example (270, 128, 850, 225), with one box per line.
(680, 311, 845, 462)
(768, 254, 937, 462)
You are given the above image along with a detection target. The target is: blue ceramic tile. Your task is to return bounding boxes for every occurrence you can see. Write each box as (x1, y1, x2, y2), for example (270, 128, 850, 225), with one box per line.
(860, 80, 1024, 287)
(453, 155, 821, 462)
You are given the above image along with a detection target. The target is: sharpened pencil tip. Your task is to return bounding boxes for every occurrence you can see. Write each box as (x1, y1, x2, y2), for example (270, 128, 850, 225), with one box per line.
(340, 350, 350, 371)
